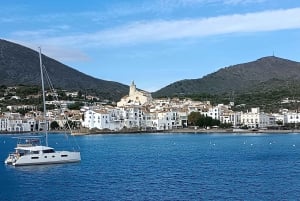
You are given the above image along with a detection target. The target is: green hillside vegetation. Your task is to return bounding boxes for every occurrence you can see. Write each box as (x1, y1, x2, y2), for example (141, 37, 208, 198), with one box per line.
(0, 84, 96, 113)
(154, 56, 300, 97)
(154, 56, 300, 112)
(184, 86, 300, 113)
(0, 39, 129, 101)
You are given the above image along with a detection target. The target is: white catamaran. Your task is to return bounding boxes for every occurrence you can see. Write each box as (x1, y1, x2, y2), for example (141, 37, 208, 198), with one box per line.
(5, 48, 81, 166)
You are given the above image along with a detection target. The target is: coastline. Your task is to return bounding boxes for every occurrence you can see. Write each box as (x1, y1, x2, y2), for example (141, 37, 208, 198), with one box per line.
(70, 128, 300, 135)
(1, 128, 300, 135)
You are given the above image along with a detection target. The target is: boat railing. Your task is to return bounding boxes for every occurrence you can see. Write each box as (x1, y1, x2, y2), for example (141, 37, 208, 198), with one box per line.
(17, 143, 35, 147)
(16, 137, 42, 147)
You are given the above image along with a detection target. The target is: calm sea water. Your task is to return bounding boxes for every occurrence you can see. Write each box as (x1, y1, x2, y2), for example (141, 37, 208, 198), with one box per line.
(1, 133, 300, 201)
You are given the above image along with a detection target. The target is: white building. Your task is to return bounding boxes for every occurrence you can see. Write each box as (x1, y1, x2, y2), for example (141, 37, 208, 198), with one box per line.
(121, 105, 143, 129)
(151, 111, 177, 130)
(6, 105, 37, 111)
(175, 110, 188, 128)
(202, 104, 228, 120)
(220, 111, 241, 127)
(7, 119, 35, 132)
(0, 113, 36, 132)
(0, 118, 8, 131)
(272, 113, 285, 125)
(241, 108, 275, 128)
(284, 112, 300, 124)
(82, 104, 189, 131)
(82, 109, 124, 131)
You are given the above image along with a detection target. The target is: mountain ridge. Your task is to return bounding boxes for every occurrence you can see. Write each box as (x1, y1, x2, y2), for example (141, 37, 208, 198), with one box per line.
(0, 39, 129, 100)
(153, 56, 300, 97)
(2, 39, 300, 102)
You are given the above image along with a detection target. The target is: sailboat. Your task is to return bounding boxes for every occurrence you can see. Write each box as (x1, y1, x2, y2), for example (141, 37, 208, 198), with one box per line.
(4, 47, 81, 166)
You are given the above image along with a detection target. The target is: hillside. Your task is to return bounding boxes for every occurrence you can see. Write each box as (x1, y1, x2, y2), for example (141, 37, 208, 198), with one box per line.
(0, 39, 128, 100)
(153, 56, 300, 98)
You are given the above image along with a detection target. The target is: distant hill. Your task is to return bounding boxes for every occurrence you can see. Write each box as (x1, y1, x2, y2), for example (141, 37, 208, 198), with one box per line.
(153, 56, 300, 97)
(0, 39, 128, 100)
(2, 38, 300, 105)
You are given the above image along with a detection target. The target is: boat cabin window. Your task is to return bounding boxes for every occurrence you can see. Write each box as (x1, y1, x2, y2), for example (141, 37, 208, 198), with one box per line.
(31, 151, 39, 154)
(17, 150, 28, 156)
(42, 149, 55, 153)
(61, 155, 68, 157)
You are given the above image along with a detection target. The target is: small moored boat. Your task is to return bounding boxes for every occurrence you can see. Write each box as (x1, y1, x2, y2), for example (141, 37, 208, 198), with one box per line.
(5, 137, 80, 166)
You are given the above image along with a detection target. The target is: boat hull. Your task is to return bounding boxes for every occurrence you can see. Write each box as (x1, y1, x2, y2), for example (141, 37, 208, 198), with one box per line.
(10, 151, 81, 166)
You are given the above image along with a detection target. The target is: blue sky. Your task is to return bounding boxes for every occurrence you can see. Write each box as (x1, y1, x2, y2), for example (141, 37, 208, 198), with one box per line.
(1, 0, 300, 92)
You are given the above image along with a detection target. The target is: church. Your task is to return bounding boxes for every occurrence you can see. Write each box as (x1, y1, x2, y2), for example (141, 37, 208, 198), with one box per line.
(117, 81, 153, 107)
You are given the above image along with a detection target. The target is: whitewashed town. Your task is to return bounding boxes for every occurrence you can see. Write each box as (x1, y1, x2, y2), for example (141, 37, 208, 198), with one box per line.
(1, 81, 300, 133)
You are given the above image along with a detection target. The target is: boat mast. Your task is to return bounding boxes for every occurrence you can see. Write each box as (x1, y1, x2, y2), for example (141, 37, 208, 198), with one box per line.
(39, 47, 48, 146)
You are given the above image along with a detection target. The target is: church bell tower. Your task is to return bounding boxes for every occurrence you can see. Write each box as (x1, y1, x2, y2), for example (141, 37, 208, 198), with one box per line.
(129, 81, 136, 96)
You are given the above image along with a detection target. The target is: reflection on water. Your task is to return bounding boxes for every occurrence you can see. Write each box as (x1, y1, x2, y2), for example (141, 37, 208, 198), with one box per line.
(6, 163, 65, 172)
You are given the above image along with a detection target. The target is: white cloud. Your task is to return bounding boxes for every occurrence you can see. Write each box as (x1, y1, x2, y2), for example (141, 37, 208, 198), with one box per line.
(42, 45, 90, 62)
(8, 39, 90, 63)
(222, 0, 266, 5)
(29, 7, 300, 47)
(9, 7, 300, 61)
(157, 0, 266, 6)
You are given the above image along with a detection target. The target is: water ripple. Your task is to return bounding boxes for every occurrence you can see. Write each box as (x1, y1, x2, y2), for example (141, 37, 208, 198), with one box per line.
(1, 133, 300, 200)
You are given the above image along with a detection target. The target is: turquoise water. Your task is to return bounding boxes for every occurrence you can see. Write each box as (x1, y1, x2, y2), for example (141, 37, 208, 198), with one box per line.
(1, 133, 300, 200)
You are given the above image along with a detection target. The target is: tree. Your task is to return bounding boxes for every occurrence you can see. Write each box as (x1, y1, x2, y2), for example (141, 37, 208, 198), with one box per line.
(219, 123, 233, 129)
(58, 90, 67, 100)
(68, 102, 84, 110)
(188, 112, 221, 128)
(64, 120, 79, 130)
(188, 112, 202, 126)
(50, 121, 60, 130)
(46, 94, 54, 101)
(16, 108, 30, 116)
(77, 90, 83, 99)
